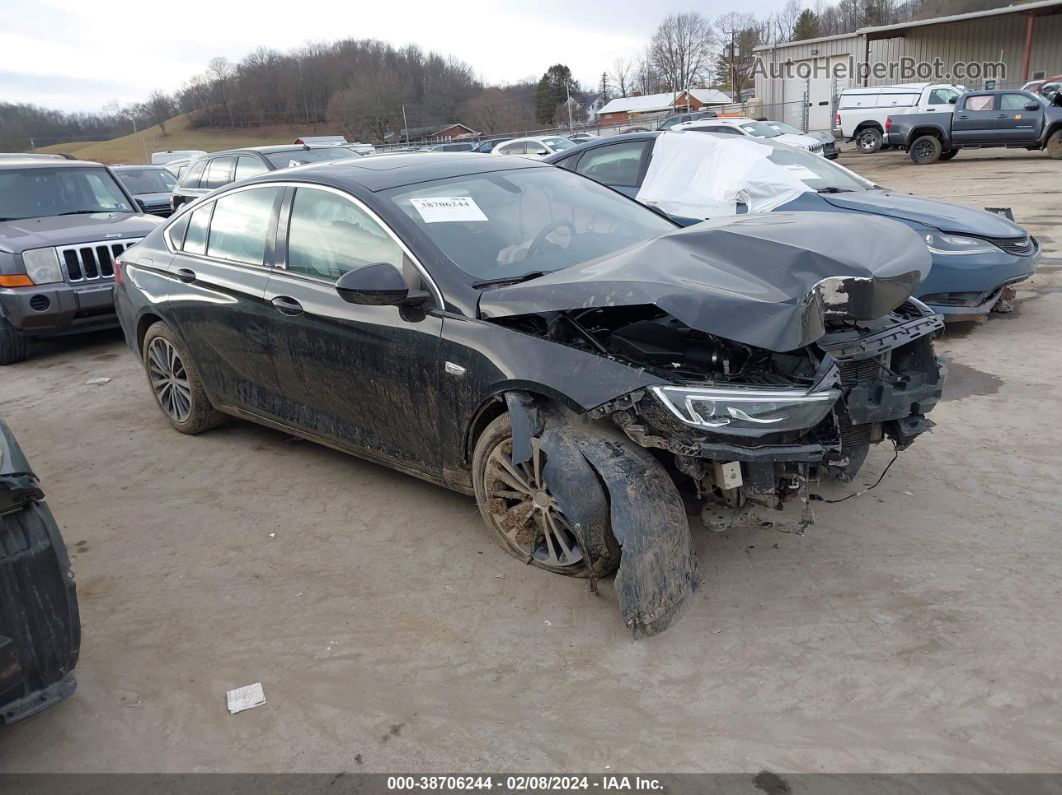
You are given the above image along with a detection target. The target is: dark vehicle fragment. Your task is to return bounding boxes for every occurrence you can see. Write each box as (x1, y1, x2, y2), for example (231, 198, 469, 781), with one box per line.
(0, 419, 80, 724)
(113, 154, 945, 637)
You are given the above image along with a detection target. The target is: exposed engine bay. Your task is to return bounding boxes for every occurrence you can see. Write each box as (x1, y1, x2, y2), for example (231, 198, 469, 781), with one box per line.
(493, 297, 946, 532)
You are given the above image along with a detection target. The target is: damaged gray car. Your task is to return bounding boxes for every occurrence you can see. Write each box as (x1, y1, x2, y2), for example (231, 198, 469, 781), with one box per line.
(113, 154, 946, 637)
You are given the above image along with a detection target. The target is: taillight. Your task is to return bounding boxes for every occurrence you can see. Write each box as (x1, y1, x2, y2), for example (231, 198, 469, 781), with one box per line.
(885, 117, 892, 131)
(114, 257, 124, 284)
(835, 113, 840, 127)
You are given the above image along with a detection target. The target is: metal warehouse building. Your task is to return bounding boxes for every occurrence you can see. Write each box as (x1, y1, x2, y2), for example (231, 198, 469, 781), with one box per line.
(754, 0, 1062, 131)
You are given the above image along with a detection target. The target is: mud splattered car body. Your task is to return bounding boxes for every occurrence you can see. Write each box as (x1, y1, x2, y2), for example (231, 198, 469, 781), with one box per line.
(113, 154, 945, 636)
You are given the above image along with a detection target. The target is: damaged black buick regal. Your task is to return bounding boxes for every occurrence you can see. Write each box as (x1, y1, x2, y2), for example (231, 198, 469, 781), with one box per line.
(113, 154, 946, 637)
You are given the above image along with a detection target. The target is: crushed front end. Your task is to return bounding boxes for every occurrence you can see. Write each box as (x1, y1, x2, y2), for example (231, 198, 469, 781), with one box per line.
(581, 298, 945, 530)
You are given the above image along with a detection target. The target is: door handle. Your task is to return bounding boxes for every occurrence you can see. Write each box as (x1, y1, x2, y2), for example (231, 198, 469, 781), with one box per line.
(271, 296, 303, 316)
(175, 268, 196, 283)
(996, 113, 1008, 118)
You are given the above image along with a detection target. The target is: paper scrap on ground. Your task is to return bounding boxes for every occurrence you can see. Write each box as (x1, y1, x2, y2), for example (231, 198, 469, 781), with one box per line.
(85, 377, 111, 386)
(409, 196, 488, 223)
(226, 682, 266, 715)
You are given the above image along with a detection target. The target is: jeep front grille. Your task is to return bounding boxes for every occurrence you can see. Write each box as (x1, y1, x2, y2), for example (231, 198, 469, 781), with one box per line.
(59, 239, 142, 283)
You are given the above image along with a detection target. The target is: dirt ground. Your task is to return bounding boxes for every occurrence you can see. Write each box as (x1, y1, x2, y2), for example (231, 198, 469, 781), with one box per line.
(1, 147, 1060, 774)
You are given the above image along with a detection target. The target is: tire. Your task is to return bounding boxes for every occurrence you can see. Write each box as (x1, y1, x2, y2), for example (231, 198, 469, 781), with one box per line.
(472, 414, 619, 578)
(910, 134, 943, 165)
(0, 317, 28, 365)
(855, 127, 883, 153)
(1047, 130, 1062, 160)
(939, 149, 959, 161)
(141, 322, 225, 434)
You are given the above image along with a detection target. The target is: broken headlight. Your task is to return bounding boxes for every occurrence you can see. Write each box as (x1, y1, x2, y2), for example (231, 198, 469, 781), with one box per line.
(650, 385, 840, 434)
(923, 233, 997, 256)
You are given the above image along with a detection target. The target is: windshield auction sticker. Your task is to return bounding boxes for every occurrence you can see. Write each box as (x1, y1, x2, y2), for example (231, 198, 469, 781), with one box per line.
(410, 196, 488, 223)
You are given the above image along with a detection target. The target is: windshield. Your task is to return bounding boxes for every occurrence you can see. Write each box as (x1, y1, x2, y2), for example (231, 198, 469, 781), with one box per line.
(264, 148, 363, 168)
(738, 121, 782, 138)
(385, 167, 675, 281)
(0, 166, 133, 220)
(542, 137, 575, 151)
(115, 167, 176, 194)
(767, 122, 803, 136)
(765, 146, 872, 192)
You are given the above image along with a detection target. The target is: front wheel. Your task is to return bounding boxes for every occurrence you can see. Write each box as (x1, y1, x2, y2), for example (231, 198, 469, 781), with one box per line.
(910, 135, 943, 165)
(1047, 130, 1062, 160)
(856, 127, 883, 153)
(142, 323, 225, 434)
(0, 317, 27, 365)
(472, 414, 619, 578)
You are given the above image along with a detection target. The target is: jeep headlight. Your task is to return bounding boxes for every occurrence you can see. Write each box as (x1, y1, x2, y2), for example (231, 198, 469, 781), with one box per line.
(923, 233, 996, 256)
(651, 385, 839, 435)
(21, 247, 63, 285)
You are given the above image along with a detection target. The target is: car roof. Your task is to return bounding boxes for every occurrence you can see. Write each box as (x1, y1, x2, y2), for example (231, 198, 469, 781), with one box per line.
(0, 158, 105, 170)
(111, 164, 168, 170)
(245, 152, 548, 192)
(210, 145, 334, 157)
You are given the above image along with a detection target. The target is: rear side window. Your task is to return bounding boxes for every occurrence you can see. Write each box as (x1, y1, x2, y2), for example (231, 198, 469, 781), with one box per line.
(499, 141, 525, 155)
(964, 95, 996, 111)
(202, 156, 236, 190)
(285, 188, 404, 281)
(180, 160, 206, 190)
(184, 203, 213, 255)
(575, 140, 648, 187)
(167, 212, 191, 249)
(235, 156, 269, 181)
(207, 187, 282, 266)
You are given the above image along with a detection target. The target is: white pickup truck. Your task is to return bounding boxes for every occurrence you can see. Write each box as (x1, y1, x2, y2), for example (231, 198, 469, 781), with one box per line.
(836, 83, 965, 153)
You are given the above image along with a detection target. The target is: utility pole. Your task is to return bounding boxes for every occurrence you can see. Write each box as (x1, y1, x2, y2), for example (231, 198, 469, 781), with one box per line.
(731, 29, 738, 103)
(565, 82, 574, 133)
(401, 105, 409, 143)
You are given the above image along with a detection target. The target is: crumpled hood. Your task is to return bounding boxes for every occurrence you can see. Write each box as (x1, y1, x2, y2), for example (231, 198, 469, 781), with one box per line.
(821, 190, 1026, 237)
(0, 213, 162, 254)
(479, 212, 931, 353)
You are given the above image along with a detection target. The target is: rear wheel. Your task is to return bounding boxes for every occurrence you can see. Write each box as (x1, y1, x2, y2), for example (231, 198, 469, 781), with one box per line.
(856, 127, 883, 153)
(939, 148, 959, 161)
(910, 135, 942, 165)
(142, 323, 224, 434)
(0, 317, 27, 365)
(472, 414, 619, 578)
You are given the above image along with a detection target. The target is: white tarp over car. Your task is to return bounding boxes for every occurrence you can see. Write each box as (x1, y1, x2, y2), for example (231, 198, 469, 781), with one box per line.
(635, 132, 812, 219)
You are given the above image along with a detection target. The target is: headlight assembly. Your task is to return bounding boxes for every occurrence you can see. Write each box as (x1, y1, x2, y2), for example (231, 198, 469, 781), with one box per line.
(21, 247, 63, 285)
(651, 385, 840, 435)
(923, 233, 997, 256)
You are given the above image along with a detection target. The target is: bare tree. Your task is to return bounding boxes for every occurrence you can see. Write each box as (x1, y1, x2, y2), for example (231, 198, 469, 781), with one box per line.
(649, 12, 717, 93)
(146, 91, 174, 135)
(610, 57, 633, 98)
(775, 0, 804, 43)
(327, 67, 410, 142)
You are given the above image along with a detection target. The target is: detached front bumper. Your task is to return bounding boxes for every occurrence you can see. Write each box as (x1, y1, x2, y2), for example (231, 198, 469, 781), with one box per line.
(0, 281, 118, 337)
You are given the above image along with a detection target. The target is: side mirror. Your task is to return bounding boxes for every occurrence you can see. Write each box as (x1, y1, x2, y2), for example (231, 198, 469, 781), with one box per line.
(1024, 101, 1040, 111)
(335, 263, 430, 307)
(135, 198, 147, 212)
(534, 148, 548, 156)
(948, 96, 957, 104)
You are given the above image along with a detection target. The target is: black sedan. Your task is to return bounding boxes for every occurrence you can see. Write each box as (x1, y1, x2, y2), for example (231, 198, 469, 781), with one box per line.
(114, 154, 945, 636)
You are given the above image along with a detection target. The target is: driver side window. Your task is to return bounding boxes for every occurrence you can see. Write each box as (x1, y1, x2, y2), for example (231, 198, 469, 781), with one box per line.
(285, 188, 405, 282)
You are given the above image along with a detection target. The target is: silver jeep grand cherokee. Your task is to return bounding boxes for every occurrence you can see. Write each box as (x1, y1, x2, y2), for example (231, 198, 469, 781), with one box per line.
(0, 158, 163, 364)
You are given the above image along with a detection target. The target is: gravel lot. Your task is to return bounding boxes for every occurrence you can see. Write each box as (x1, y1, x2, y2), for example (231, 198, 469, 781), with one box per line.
(1, 147, 1060, 773)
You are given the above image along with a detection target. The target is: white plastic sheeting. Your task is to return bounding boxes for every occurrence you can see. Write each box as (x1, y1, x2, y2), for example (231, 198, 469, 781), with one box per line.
(635, 132, 813, 220)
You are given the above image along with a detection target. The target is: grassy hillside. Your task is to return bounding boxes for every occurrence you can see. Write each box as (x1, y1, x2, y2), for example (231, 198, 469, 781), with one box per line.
(34, 113, 340, 164)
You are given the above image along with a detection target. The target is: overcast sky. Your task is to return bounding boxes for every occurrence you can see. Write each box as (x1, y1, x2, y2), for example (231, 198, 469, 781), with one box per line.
(1, 0, 794, 113)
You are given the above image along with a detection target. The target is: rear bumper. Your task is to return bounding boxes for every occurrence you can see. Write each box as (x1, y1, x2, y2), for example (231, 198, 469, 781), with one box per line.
(0, 281, 118, 337)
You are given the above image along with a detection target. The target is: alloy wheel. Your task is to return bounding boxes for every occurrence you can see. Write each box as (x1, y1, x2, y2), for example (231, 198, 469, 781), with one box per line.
(147, 337, 193, 423)
(484, 438, 584, 569)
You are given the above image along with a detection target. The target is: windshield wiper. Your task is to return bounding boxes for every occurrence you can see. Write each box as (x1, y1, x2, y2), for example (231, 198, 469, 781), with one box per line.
(816, 187, 854, 194)
(55, 209, 112, 216)
(472, 271, 548, 289)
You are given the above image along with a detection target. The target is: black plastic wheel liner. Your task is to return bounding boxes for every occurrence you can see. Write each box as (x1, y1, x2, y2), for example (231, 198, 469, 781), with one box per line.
(507, 393, 698, 638)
